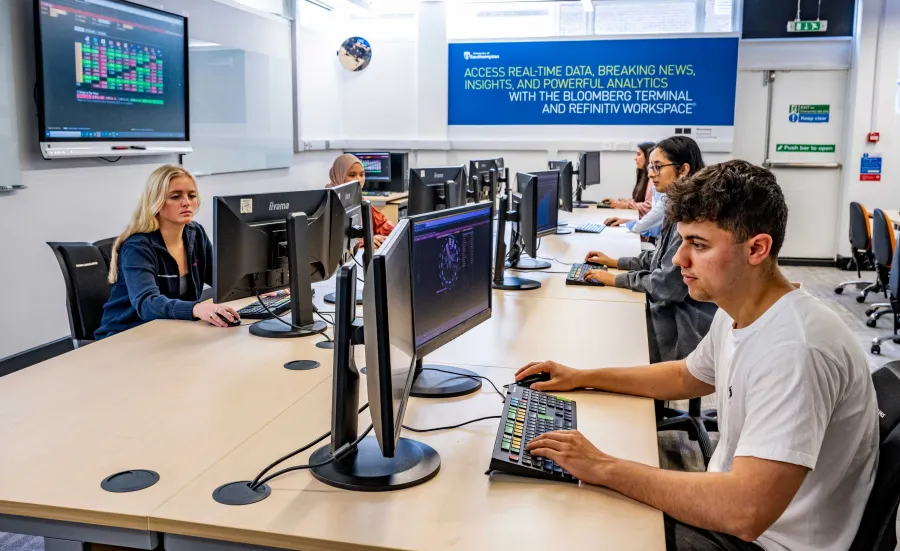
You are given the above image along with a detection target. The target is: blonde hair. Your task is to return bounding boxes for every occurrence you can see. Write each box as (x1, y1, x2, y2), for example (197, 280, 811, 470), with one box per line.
(108, 165, 199, 283)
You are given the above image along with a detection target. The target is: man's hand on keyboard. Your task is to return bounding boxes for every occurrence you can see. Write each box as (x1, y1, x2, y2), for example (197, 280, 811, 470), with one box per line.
(585, 269, 615, 286)
(260, 289, 289, 298)
(526, 430, 612, 486)
(585, 251, 615, 266)
(515, 361, 580, 391)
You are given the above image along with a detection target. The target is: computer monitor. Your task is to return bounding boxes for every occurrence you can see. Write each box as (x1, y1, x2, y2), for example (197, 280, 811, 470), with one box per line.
(389, 152, 409, 192)
(575, 151, 601, 208)
(347, 152, 392, 186)
(324, 181, 374, 306)
(407, 166, 468, 216)
(549, 160, 574, 213)
(308, 224, 441, 492)
(468, 158, 505, 205)
(493, 174, 556, 291)
(34, 0, 191, 159)
(408, 203, 493, 398)
(213, 189, 351, 338)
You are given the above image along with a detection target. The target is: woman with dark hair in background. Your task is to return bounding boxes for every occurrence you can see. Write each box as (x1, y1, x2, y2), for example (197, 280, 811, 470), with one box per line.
(580, 136, 717, 363)
(328, 153, 394, 248)
(606, 141, 655, 214)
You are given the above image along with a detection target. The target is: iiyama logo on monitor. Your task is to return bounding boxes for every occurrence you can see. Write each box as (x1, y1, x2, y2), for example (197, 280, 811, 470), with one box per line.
(433, 173, 444, 179)
(269, 201, 290, 212)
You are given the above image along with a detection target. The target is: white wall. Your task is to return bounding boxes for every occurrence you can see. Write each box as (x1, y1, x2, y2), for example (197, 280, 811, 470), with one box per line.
(0, 0, 337, 360)
(837, 0, 899, 257)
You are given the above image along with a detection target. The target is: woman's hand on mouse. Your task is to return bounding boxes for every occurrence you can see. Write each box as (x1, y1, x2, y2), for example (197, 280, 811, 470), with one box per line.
(193, 303, 240, 327)
(515, 361, 580, 391)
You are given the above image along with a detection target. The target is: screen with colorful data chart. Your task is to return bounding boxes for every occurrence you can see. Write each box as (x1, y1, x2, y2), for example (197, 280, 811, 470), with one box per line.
(36, 0, 188, 141)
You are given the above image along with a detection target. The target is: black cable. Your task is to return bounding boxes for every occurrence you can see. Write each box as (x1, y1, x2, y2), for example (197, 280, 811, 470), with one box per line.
(254, 290, 332, 342)
(352, 256, 366, 283)
(99, 156, 122, 163)
(252, 424, 374, 489)
(402, 415, 502, 433)
(249, 403, 370, 488)
(538, 256, 573, 265)
(313, 307, 335, 326)
(422, 367, 505, 401)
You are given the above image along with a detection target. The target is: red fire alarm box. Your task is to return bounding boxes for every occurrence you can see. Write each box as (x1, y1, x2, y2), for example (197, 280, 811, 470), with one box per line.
(868, 132, 880, 143)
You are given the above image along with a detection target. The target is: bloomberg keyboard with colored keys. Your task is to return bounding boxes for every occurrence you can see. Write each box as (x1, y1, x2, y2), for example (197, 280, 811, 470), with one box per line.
(566, 263, 607, 286)
(488, 385, 578, 483)
(236, 293, 291, 320)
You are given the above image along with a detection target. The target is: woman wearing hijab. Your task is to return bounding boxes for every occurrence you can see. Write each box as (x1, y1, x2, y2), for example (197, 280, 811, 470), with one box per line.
(328, 153, 394, 248)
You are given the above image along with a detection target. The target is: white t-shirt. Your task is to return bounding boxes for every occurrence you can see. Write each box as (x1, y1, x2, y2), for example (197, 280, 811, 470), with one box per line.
(686, 288, 879, 551)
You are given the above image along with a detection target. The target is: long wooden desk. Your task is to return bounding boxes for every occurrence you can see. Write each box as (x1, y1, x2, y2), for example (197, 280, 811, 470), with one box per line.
(151, 366, 663, 551)
(0, 205, 661, 551)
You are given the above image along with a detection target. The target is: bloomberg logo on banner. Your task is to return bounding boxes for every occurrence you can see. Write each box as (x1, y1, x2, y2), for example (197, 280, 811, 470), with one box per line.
(464, 51, 500, 61)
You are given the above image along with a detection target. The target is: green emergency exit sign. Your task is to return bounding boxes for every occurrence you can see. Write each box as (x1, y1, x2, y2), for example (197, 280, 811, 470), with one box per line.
(776, 144, 835, 153)
(787, 20, 828, 33)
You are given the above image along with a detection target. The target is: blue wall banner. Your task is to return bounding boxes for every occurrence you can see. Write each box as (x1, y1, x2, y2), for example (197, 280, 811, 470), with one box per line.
(448, 36, 739, 127)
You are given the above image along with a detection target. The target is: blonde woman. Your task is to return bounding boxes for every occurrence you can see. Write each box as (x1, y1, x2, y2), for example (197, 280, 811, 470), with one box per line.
(95, 165, 239, 339)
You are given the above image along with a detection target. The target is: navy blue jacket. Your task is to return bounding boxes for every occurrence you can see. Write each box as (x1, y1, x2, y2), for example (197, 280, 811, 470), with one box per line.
(95, 222, 213, 339)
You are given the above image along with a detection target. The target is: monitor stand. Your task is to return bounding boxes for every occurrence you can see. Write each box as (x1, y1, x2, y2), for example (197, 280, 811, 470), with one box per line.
(573, 187, 595, 209)
(310, 264, 440, 492)
(492, 195, 541, 291)
(310, 437, 440, 492)
(410, 359, 482, 398)
(556, 226, 573, 235)
(250, 213, 328, 339)
(507, 257, 551, 271)
(324, 291, 363, 305)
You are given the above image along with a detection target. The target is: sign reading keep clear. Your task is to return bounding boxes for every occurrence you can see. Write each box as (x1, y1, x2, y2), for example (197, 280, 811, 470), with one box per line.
(448, 36, 739, 126)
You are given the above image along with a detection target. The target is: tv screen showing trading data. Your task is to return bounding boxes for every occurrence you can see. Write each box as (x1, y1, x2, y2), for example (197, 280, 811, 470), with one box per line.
(349, 152, 391, 182)
(412, 207, 492, 349)
(37, 0, 188, 141)
(535, 171, 560, 234)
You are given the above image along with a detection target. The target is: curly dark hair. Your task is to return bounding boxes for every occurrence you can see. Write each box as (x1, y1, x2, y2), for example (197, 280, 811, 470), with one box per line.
(665, 160, 788, 258)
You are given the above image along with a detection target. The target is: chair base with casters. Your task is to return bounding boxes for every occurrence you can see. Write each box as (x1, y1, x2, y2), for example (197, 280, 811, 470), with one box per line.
(867, 307, 894, 328)
(657, 397, 717, 467)
(866, 303, 891, 317)
(871, 298, 900, 355)
(836, 249, 876, 298)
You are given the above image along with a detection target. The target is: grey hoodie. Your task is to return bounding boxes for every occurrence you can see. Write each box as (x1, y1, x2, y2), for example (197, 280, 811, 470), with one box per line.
(614, 222, 718, 363)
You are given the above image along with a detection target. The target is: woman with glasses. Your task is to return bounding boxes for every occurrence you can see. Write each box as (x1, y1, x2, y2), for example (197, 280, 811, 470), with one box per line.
(579, 136, 717, 363)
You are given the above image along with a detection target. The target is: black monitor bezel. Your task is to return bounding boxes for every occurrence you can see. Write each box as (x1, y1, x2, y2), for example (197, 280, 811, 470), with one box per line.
(530, 169, 561, 233)
(548, 160, 574, 213)
(33, 0, 191, 143)
(364, 220, 416, 457)
(578, 151, 602, 187)
(406, 202, 493, 358)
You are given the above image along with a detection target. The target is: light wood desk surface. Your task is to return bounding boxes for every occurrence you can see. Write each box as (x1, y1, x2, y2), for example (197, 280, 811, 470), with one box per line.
(0, 310, 334, 530)
(428, 294, 649, 370)
(150, 366, 663, 551)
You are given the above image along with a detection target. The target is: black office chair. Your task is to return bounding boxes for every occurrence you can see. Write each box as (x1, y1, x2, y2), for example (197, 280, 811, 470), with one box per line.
(836, 202, 876, 297)
(849, 360, 900, 551)
(48, 241, 113, 348)
(657, 399, 717, 467)
(871, 237, 900, 354)
(858, 209, 894, 308)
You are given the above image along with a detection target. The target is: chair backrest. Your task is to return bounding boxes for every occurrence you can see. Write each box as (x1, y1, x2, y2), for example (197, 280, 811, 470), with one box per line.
(850, 361, 900, 551)
(93, 237, 117, 272)
(47, 242, 112, 343)
(871, 209, 896, 267)
(850, 202, 872, 252)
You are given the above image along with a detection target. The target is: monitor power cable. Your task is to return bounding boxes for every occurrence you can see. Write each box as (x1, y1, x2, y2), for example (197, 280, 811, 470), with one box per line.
(251, 424, 374, 490)
(253, 289, 332, 343)
(248, 403, 371, 490)
(402, 415, 502, 434)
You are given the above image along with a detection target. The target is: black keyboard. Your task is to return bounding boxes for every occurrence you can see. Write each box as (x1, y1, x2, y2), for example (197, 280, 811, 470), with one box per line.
(489, 385, 578, 483)
(237, 293, 291, 319)
(575, 223, 606, 234)
(597, 200, 612, 209)
(362, 191, 392, 197)
(566, 263, 607, 286)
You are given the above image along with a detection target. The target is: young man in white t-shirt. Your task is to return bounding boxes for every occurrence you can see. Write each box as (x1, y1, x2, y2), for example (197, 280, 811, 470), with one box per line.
(516, 160, 879, 551)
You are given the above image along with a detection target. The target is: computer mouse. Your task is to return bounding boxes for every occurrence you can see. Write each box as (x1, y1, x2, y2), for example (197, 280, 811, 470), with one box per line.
(217, 313, 242, 327)
(516, 372, 551, 387)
